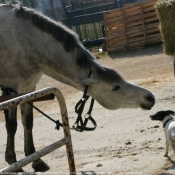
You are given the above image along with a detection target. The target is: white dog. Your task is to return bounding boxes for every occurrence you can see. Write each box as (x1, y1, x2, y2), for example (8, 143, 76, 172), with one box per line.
(150, 110, 175, 156)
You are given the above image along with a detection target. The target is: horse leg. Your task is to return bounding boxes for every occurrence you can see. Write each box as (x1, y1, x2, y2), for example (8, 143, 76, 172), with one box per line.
(5, 106, 24, 172)
(20, 103, 49, 172)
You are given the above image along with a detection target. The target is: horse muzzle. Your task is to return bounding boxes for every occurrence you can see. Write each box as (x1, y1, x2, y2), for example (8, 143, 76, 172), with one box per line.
(140, 94, 155, 110)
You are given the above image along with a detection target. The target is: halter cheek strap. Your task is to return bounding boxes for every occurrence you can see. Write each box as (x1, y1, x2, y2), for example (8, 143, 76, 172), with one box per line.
(72, 70, 97, 132)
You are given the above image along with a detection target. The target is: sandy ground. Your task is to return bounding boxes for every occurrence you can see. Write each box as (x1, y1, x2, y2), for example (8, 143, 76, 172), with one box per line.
(0, 45, 175, 174)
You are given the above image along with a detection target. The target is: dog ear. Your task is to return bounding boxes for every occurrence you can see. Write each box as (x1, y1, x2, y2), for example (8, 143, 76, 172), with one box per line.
(166, 110, 175, 115)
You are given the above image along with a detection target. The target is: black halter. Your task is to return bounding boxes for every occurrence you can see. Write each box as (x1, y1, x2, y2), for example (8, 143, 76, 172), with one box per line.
(72, 71, 97, 132)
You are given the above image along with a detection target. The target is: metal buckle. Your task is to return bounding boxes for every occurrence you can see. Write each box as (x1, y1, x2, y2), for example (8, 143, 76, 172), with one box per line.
(84, 113, 91, 119)
(82, 97, 86, 102)
(70, 123, 78, 130)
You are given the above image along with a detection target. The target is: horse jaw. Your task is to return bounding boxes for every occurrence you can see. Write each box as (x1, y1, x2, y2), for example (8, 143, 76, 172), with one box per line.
(88, 81, 155, 110)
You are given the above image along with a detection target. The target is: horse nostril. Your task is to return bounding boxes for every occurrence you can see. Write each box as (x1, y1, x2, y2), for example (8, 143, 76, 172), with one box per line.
(145, 95, 155, 103)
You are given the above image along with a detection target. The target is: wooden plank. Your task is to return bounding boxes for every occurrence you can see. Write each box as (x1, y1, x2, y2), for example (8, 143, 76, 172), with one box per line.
(126, 22, 159, 35)
(105, 21, 158, 37)
(104, 11, 122, 20)
(124, 7, 142, 18)
(127, 35, 145, 44)
(107, 24, 124, 31)
(144, 16, 159, 23)
(146, 37, 162, 44)
(107, 35, 161, 52)
(108, 41, 126, 48)
(107, 37, 126, 46)
(106, 26, 160, 42)
(108, 41, 126, 49)
(108, 34, 145, 47)
(106, 31, 143, 40)
(104, 0, 156, 18)
(108, 40, 126, 47)
(146, 27, 160, 34)
(124, 4, 155, 17)
(142, 5, 155, 13)
(127, 31, 144, 38)
(126, 19, 143, 28)
(105, 11, 157, 27)
(106, 25, 125, 36)
(108, 35, 155, 47)
(124, 5, 149, 15)
(107, 46, 127, 52)
(127, 36, 161, 48)
(104, 1, 155, 20)
(146, 33, 161, 39)
(106, 27, 143, 40)
(109, 40, 126, 47)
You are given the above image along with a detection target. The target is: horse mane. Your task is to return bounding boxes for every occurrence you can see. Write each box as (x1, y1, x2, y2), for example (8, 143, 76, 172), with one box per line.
(14, 5, 95, 68)
(14, 5, 123, 83)
(14, 5, 79, 52)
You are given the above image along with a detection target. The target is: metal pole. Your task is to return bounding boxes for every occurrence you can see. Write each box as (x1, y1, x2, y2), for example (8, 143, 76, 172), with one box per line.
(0, 138, 69, 173)
(54, 90, 76, 174)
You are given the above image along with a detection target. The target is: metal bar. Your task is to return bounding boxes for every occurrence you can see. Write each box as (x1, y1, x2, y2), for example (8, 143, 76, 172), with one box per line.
(0, 87, 59, 110)
(54, 90, 76, 174)
(0, 93, 55, 103)
(0, 137, 69, 173)
(91, 13, 98, 39)
(0, 87, 76, 174)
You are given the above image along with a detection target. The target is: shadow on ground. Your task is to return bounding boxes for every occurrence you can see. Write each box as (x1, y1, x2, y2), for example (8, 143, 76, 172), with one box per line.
(108, 44, 163, 59)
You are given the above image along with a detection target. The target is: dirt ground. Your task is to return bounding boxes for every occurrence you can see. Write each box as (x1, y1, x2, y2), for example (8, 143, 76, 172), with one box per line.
(0, 45, 175, 174)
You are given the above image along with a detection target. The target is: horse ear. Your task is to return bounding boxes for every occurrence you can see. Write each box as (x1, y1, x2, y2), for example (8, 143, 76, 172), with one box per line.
(78, 77, 98, 85)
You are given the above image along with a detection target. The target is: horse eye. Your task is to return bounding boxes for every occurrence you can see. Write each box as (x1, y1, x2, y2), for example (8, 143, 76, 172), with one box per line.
(112, 85, 120, 91)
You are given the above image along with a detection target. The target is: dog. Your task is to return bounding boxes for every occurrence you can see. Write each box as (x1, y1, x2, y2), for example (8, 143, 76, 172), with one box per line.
(150, 110, 175, 157)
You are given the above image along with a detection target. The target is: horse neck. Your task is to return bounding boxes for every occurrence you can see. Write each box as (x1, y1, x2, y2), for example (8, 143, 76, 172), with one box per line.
(32, 29, 89, 91)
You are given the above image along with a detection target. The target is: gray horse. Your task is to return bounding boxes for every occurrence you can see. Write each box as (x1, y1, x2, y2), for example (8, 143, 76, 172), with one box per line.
(0, 4, 155, 172)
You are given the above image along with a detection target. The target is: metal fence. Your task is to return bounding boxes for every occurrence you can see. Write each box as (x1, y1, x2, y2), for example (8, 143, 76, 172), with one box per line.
(62, 0, 123, 46)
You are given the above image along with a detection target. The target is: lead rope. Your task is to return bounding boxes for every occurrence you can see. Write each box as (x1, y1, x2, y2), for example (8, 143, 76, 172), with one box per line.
(1, 87, 63, 130)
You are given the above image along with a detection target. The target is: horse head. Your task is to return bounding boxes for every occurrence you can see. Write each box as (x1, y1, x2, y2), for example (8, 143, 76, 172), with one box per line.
(78, 63, 155, 110)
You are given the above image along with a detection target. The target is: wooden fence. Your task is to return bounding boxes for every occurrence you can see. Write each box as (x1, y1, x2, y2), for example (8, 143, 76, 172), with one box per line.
(104, 0, 161, 52)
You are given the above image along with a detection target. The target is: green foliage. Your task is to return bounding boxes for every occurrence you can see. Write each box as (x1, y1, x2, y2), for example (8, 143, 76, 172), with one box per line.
(155, 0, 175, 55)
(96, 51, 108, 57)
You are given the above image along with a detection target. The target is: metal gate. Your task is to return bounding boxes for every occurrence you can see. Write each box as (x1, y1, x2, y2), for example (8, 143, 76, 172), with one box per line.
(0, 87, 76, 174)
